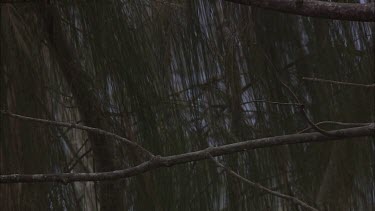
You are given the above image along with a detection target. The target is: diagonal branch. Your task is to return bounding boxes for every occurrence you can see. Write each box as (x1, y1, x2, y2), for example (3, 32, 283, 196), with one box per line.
(224, 0, 375, 22)
(298, 106, 341, 137)
(298, 121, 371, 134)
(0, 110, 154, 158)
(65, 148, 92, 173)
(303, 77, 375, 88)
(258, 46, 337, 137)
(0, 123, 373, 183)
(208, 154, 319, 211)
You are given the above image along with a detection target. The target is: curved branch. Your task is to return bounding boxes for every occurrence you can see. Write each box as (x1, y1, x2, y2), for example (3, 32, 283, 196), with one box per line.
(0, 110, 154, 158)
(224, 0, 375, 22)
(0, 123, 373, 183)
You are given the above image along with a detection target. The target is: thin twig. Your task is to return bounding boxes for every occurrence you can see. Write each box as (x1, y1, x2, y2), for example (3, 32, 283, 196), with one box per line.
(298, 121, 371, 134)
(299, 108, 340, 137)
(66, 148, 92, 172)
(303, 77, 375, 88)
(260, 49, 336, 137)
(279, 80, 338, 137)
(243, 100, 302, 107)
(207, 154, 319, 211)
(63, 138, 90, 172)
(0, 110, 154, 158)
(279, 79, 339, 137)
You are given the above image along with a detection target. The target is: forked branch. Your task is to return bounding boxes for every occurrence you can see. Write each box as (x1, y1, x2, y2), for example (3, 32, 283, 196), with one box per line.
(0, 123, 373, 183)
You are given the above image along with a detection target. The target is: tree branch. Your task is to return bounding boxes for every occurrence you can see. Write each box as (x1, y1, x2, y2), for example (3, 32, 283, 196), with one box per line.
(298, 121, 371, 133)
(0, 110, 154, 158)
(0, 123, 373, 183)
(65, 148, 92, 173)
(208, 154, 319, 211)
(224, 0, 375, 22)
(276, 79, 338, 137)
(303, 77, 375, 88)
(242, 100, 302, 106)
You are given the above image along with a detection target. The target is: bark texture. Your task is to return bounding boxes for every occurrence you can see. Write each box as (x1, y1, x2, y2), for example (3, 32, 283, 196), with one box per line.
(225, 0, 375, 22)
(43, 5, 124, 211)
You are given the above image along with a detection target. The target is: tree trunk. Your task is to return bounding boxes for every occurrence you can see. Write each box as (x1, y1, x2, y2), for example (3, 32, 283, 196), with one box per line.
(43, 6, 124, 211)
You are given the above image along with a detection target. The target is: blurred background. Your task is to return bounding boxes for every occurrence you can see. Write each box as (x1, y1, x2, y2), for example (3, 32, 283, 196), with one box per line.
(0, 0, 374, 210)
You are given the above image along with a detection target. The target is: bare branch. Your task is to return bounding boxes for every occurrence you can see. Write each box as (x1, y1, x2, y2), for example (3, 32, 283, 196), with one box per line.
(0, 123, 373, 183)
(225, 0, 375, 22)
(0, 110, 154, 158)
(63, 138, 90, 173)
(276, 79, 338, 137)
(298, 121, 371, 134)
(243, 100, 302, 107)
(303, 77, 375, 88)
(256, 45, 333, 137)
(208, 154, 319, 211)
(299, 107, 341, 137)
(66, 148, 92, 173)
(2, 0, 375, 22)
